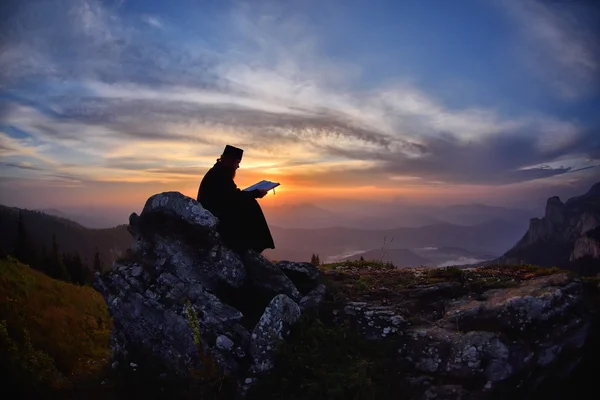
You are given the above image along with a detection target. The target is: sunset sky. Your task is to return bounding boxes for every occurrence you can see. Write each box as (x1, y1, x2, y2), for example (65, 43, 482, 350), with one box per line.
(1, 0, 599, 212)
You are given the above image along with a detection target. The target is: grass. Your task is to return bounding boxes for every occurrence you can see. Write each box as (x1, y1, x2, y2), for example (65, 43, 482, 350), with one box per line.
(320, 259, 395, 271)
(318, 261, 569, 303)
(0, 257, 111, 395)
(249, 314, 402, 400)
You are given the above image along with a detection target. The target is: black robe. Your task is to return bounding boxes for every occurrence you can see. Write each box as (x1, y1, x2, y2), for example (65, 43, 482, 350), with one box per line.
(197, 161, 275, 253)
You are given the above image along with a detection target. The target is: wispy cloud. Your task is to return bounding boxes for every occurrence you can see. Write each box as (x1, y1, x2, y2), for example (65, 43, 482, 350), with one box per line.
(141, 15, 164, 29)
(500, 0, 600, 99)
(0, 0, 598, 205)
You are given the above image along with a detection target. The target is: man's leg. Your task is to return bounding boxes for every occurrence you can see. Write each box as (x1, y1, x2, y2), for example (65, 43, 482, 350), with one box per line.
(243, 198, 275, 253)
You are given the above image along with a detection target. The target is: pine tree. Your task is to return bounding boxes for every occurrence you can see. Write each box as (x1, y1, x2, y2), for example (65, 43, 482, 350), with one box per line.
(46, 234, 70, 281)
(359, 255, 365, 262)
(310, 253, 321, 265)
(14, 211, 35, 266)
(93, 247, 104, 273)
(63, 252, 85, 285)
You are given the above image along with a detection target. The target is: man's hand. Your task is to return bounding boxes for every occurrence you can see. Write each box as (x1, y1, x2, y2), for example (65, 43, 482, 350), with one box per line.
(256, 189, 268, 198)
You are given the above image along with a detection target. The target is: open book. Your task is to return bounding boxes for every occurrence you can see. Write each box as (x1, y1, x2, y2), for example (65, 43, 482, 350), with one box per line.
(243, 180, 280, 192)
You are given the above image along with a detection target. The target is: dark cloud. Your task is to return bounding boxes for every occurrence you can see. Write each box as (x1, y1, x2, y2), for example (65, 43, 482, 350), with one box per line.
(0, 162, 44, 171)
(325, 127, 600, 185)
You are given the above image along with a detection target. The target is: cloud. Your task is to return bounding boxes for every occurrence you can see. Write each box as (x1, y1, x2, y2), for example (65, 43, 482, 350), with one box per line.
(141, 15, 164, 29)
(0, 161, 44, 171)
(0, 0, 598, 194)
(500, 0, 600, 99)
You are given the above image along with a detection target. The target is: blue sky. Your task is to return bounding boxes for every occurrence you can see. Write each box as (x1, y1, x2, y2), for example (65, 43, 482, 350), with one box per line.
(0, 0, 599, 209)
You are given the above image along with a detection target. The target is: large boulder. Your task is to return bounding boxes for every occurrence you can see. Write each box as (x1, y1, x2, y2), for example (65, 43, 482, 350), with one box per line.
(249, 294, 301, 375)
(94, 191, 320, 395)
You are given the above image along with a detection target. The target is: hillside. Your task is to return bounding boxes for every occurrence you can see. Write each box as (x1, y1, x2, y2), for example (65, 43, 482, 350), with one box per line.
(0, 257, 111, 396)
(432, 203, 533, 227)
(0, 205, 132, 269)
(497, 181, 600, 273)
(265, 219, 523, 263)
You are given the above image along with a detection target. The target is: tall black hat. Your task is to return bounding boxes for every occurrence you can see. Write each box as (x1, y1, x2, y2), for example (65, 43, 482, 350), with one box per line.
(222, 145, 243, 160)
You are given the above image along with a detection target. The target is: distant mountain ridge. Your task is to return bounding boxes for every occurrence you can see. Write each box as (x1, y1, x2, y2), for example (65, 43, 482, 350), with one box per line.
(262, 201, 532, 230)
(265, 218, 523, 263)
(38, 208, 122, 229)
(0, 205, 132, 268)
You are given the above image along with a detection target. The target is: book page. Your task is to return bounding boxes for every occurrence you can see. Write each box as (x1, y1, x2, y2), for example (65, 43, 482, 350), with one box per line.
(243, 180, 280, 192)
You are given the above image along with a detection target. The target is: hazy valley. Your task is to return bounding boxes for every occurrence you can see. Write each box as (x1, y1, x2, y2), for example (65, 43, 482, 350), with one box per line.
(10, 201, 537, 270)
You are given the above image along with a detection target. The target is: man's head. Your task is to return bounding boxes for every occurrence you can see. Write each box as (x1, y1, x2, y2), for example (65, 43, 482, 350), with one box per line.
(219, 145, 243, 177)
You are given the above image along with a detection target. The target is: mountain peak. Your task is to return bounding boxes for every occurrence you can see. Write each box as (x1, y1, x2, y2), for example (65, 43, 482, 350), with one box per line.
(585, 181, 600, 196)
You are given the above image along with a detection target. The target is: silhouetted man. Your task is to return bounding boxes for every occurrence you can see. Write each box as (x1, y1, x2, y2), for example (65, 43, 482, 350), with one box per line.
(197, 145, 275, 253)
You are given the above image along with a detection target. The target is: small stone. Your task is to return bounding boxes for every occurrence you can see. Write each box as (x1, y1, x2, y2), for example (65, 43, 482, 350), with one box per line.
(216, 335, 234, 351)
(131, 266, 143, 277)
(245, 378, 253, 384)
(111, 361, 119, 369)
(130, 362, 138, 368)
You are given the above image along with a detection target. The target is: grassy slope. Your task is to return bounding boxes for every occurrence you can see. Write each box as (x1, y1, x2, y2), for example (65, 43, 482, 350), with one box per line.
(0, 257, 111, 395)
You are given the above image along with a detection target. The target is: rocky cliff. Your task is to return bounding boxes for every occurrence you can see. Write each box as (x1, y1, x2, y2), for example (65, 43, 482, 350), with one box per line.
(499, 181, 600, 272)
(94, 191, 600, 399)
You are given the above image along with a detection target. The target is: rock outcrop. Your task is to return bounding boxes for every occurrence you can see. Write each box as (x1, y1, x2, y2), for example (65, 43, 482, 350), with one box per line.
(499, 181, 600, 271)
(324, 263, 596, 400)
(94, 192, 323, 394)
(93, 190, 600, 399)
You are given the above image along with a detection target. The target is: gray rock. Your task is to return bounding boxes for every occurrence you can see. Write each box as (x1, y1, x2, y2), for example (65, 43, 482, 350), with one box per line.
(216, 335, 235, 351)
(329, 264, 593, 399)
(276, 261, 321, 294)
(443, 273, 582, 334)
(250, 294, 301, 375)
(299, 284, 326, 313)
(141, 191, 218, 230)
(95, 191, 316, 394)
(571, 236, 600, 261)
(344, 302, 407, 340)
(244, 252, 302, 301)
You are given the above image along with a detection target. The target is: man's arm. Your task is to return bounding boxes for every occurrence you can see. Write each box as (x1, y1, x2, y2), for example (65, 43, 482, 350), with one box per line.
(221, 175, 266, 200)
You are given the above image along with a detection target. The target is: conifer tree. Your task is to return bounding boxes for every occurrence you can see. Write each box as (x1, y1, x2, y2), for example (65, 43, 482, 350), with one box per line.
(310, 253, 321, 265)
(46, 234, 70, 281)
(64, 251, 88, 285)
(93, 247, 104, 273)
(14, 211, 35, 266)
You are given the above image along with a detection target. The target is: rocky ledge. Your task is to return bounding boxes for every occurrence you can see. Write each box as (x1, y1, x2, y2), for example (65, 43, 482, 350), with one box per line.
(94, 192, 599, 399)
(321, 262, 595, 399)
(94, 191, 324, 396)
